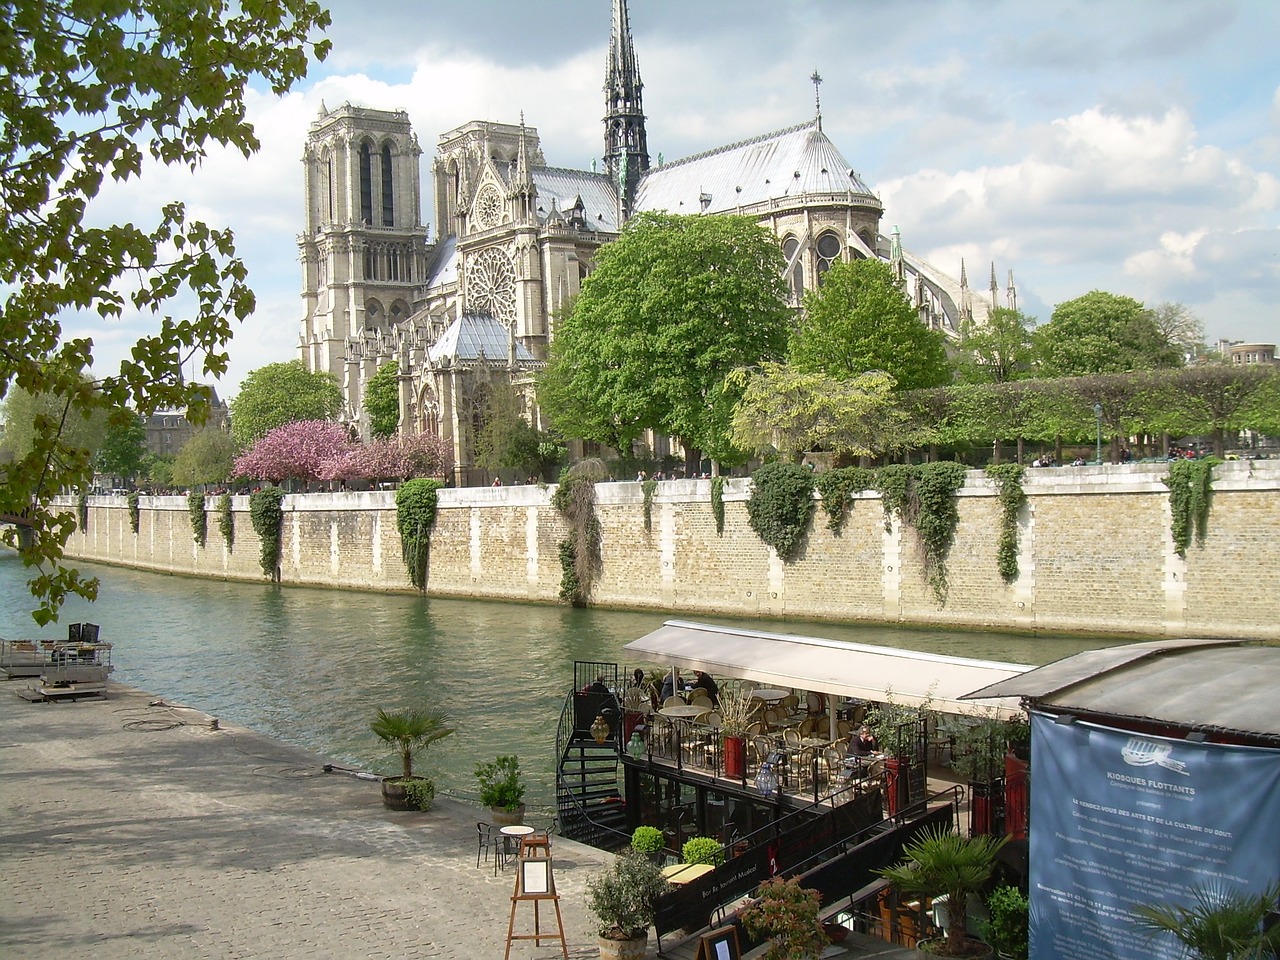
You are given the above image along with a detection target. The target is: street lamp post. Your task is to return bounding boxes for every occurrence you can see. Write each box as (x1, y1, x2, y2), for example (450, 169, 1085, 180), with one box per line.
(1093, 403, 1103, 464)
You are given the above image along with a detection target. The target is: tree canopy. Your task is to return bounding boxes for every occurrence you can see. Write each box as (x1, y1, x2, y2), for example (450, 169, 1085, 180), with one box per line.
(170, 428, 237, 488)
(95, 412, 148, 482)
(0, 0, 330, 623)
(538, 212, 791, 468)
(789, 258, 951, 392)
(954, 307, 1037, 385)
(364, 361, 401, 439)
(1035, 291, 1182, 377)
(229, 361, 344, 449)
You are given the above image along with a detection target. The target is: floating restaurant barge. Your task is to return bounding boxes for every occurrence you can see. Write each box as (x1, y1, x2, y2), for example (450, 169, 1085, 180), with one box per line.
(553, 620, 1033, 952)
(2, 622, 114, 701)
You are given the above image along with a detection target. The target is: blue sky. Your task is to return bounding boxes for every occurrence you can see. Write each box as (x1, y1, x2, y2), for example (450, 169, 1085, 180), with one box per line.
(75, 0, 1280, 400)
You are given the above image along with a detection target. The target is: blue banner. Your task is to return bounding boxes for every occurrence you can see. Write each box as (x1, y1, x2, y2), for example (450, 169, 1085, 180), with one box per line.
(1029, 713, 1280, 960)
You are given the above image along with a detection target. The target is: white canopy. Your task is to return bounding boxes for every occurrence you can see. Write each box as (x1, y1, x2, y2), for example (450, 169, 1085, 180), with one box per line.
(623, 620, 1031, 719)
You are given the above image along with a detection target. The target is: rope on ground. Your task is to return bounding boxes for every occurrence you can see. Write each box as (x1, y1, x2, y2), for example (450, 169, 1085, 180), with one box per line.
(114, 698, 216, 732)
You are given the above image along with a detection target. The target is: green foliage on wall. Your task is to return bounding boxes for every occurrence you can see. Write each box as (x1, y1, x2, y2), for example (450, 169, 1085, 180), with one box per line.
(127, 491, 141, 534)
(249, 486, 285, 579)
(76, 492, 88, 532)
(746, 462, 816, 561)
(875, 461, 968, 604)
(641, 477, 658, 532)
(216, 493, 234, 550)
(813, 466, 876, 534)
(396, 478, 444, 591)
(985, 463, 1027, 582)
(552, 459, 607, 605)
(1164, 457, 1221, 558)
(710, 475, 725, 536)
(187, 492, 207, 547)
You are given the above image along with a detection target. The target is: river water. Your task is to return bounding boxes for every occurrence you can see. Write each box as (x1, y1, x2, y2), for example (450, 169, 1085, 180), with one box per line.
(1, 551, 1123, 814)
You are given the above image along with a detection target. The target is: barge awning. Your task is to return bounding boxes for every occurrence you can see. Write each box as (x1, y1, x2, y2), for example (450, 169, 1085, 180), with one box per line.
(623, 620, 1031, 719)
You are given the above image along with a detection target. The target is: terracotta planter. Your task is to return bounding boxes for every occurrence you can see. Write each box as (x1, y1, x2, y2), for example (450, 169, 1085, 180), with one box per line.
(490, 803, 526, 827)
(598, 932, 647, 960)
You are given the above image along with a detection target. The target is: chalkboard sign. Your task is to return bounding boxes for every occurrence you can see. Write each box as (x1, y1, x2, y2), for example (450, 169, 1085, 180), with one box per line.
(695, 925, 740, 960)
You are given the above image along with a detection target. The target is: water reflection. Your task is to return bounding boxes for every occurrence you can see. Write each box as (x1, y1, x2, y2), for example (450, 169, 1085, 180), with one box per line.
(0, 552, 1124, 813)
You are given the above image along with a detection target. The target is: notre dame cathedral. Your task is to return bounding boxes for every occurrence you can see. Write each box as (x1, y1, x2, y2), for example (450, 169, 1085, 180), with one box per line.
(297, 0, 1012, 476)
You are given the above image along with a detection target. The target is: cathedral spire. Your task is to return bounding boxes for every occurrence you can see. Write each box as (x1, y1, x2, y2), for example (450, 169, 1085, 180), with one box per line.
(990, 261, 999, 305)
(1006, 268, 1018, 311)
(811, 69, 823, 132)
(604, 0, 649, 220)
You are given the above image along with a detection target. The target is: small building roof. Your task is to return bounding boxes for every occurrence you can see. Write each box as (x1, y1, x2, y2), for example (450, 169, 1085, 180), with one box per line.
(635, 120, 880, 217)
(533, 167, 620, 232)
(623, 619, 1030, 718)
(426, 311, 537, 366)
(962, 639, 1280, 744)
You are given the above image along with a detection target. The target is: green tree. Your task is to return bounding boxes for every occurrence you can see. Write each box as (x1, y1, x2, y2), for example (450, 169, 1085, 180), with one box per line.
(0, 0, 330, 623)
(171, 428, 237, 488)
(1036, 291, 1182, 377)
(0, 386, 108, 462)
(539, 212, 791, 469)
(728, 364, 903, 461)
(790, 258, 950, 392)
(95, 411, 148, 482)
(954, 307, 1037, 384)
(1147, 301, 1205, 359)
(229, 361, 343, 449)
(364, 361, 401, 439)
(473, 378, 541, 478)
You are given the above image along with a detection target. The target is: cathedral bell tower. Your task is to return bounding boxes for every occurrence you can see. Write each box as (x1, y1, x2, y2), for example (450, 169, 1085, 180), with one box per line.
(603, 0, 649, 219)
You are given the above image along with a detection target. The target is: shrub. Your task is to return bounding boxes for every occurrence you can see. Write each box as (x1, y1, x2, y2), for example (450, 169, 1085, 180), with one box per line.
(814, 466, 876, 534)
(402, 776, 436, 812)
(746, 462, 815, 561)
(985, 464, 1026, 582)
(216, 493, 234, 549)
(982, 885, 1029, 960)
(586, 849, 671, 940)
(249, 486, 285, 579)
(740, 877, 828, 960)
(396, 477, 444, 590)
(681, 836, 724, 867)
(631, 825, 665, 855)
(187, 492, 207, 546)
(474, 755, 525, 810)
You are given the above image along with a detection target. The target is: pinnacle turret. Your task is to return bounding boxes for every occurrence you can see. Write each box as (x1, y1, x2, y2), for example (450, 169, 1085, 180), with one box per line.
(604, 0, 649, 219)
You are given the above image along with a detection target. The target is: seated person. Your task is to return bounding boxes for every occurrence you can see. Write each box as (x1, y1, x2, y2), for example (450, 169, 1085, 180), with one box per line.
(690, 669, 719, 706)
(659, 670, 681, 703)
(849, 724, 879, 756)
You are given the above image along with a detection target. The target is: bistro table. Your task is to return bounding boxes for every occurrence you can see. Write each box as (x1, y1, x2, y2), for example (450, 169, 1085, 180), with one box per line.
(659, 704, 709, 719)
(497, 824, 536, 873)
(660, 862, 714, 885)
(748, 688, 789, 703)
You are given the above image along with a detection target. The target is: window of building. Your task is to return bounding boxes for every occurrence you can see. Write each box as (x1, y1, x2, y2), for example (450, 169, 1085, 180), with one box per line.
(358, 142, 373, 223)
(381, 144, 394, 226)
(816, 232, 841, 284)
(782, 236, 804, 302)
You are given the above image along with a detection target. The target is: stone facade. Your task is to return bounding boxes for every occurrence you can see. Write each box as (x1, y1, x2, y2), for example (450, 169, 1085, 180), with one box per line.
(64, 462, 1279, 641)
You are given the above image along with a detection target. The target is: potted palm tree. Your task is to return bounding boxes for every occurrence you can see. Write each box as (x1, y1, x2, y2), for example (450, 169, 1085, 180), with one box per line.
(586, 848, 671, 960)
(875, 825, 1008, 956)
(1133, 880, 1280, 960)
(717, 687, 755, 779)
(370, 706, 455, 810)
(474, 754, 527, 825)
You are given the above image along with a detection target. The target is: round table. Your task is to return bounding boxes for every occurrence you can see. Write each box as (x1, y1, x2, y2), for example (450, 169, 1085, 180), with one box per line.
(749, 688, 789, 703)
(497, 824, 535, 871)
(659, 704, 709, 719)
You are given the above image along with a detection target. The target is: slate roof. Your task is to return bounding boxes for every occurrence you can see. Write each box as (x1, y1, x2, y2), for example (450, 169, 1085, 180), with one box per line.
(635, 120, 880, 216)
(426, 311, 537, 366)
(532, 166, 620, 232)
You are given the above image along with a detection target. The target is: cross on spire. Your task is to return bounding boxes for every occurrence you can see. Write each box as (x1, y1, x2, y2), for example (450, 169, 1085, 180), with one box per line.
(811, 69, 823, 130)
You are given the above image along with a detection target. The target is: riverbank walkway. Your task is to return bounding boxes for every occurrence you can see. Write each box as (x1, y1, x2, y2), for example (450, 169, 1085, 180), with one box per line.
(0, 682, 615, 959)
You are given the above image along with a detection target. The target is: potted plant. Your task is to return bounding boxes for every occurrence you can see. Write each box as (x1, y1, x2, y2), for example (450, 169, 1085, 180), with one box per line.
(865, 691, 932, 814)
(875, 825, 1008, 956)
(681, 836, 725, 867)
(1132, 880, 1280, 960)
(739, 876, 829, 960)
(475, 754, 527, 825)
(631, 825, 666, 862)
(980, 886, 1028, 960)
(586, 848, 671, 960)
(717, 687, 755, 779)
(370, 706, 455, 810)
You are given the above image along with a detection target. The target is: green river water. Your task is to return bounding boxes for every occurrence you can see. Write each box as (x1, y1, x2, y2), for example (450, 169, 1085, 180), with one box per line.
(0, 551, 1126, 815)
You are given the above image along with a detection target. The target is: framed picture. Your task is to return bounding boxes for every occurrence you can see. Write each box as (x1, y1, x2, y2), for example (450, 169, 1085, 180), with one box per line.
(695, 925, 740, 960)
(520, 859, 550, 896)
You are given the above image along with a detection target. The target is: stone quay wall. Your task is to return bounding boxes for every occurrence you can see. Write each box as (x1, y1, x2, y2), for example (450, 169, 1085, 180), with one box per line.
(63, 461, 1279, 640)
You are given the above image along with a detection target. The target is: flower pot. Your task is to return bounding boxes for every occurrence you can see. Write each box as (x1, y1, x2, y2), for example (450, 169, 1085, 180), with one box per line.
(723, 735, 746, 778)
(381, 775, 424, 811)
(490, 803, 525, 827)
(598, 932, 647, 960)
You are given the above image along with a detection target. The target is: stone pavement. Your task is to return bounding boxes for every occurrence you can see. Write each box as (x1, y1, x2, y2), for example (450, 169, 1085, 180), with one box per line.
(0, 682, 617, 960)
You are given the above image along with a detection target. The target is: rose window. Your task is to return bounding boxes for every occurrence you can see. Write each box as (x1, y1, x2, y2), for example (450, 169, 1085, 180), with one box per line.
(468, 247, 517, 324)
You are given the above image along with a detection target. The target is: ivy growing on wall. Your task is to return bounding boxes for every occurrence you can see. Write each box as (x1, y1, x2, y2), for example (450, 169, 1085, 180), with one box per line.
(746, 462, 816, 562)
(216, 493, 234, 550)
(710, 476, 725, 536)
(641, 478, 658, 532)
(875, 461, 968, 605)
(76, 492, 88, 533)
(985, 463, 1026, 583)
(127, 491, 141, 534)
(1164, 457, 1221, 558)
(813, 466, 876, 534)
(396, 478, 444, 591)
(249, 486, 285, 580)
(188, 493, 207, 547)
(552, 459, 606, 605)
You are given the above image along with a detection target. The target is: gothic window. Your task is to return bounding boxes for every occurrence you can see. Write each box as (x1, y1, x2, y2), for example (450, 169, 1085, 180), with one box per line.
(467, 247, 517, 325)
(475, 183, 502, 229)
(782, 236, 804, 302)
(381, 145, 394, 226)
(816, 232, 841, 284)
(363, 244, 374, 281)
(358, 142, 373, 223)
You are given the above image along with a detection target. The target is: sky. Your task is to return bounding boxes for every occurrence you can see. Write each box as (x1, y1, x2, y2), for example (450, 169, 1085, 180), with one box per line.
(71, 0, 1280, 401)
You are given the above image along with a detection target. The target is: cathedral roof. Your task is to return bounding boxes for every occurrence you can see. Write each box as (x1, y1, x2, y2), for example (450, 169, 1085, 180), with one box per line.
(634, 120, 880, 217)
(532, 167, 620, 232)
(425, 233, 458, 289)
(427, 311, 538, 366)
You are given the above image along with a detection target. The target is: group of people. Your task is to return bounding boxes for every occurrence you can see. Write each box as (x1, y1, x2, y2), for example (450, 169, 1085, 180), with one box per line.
(654, 668, 720, 706)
